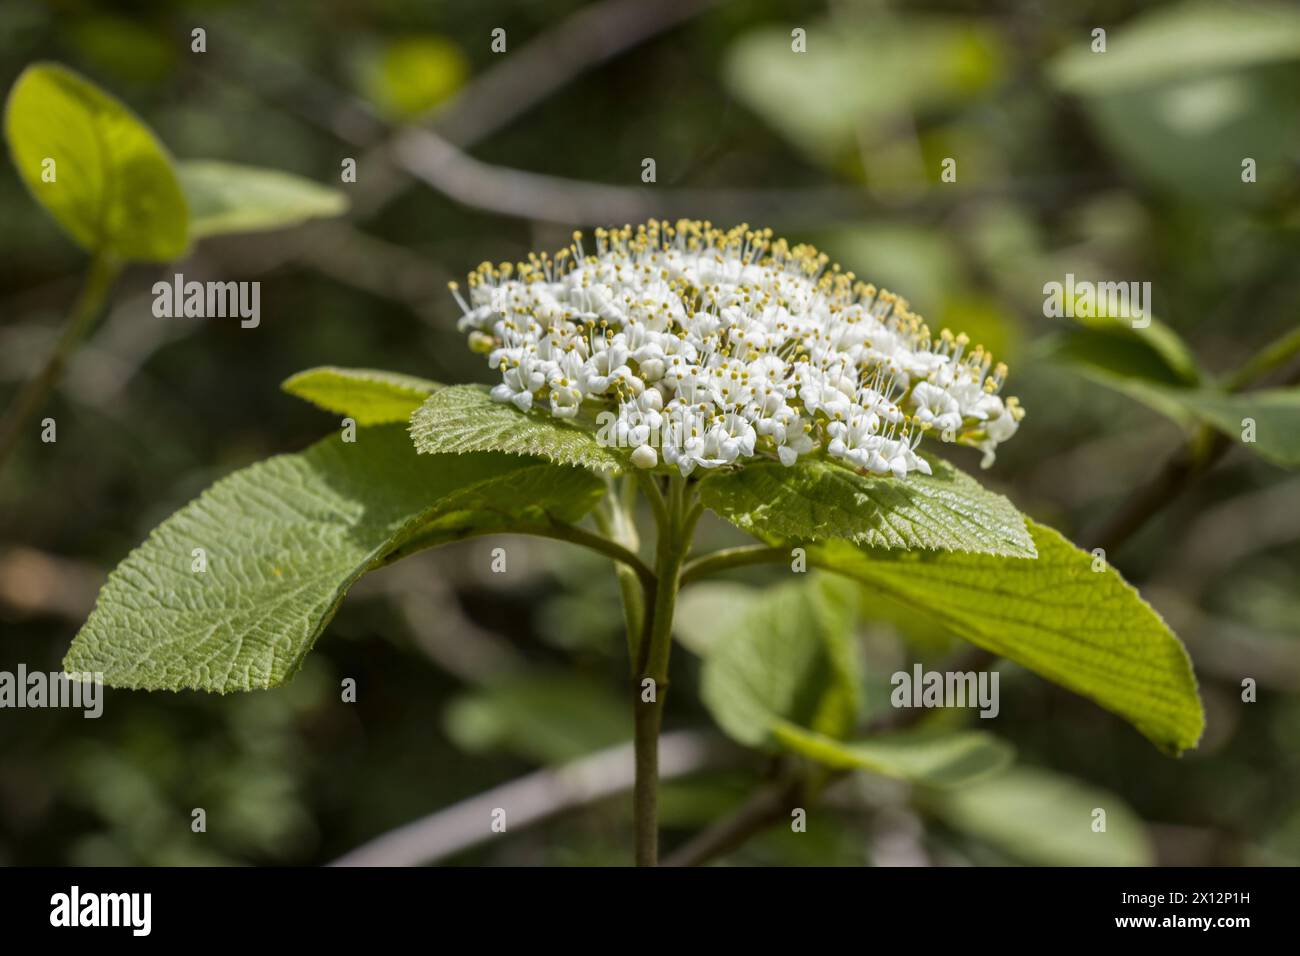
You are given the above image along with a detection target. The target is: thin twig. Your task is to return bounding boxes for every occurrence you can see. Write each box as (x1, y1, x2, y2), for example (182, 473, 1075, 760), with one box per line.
(329, 730, 731, 866)
(433, 0, 725, 149)
(1086, 430, 1228, 555)
(201, 26, 1051, 230)
(663, 778, 802, 867)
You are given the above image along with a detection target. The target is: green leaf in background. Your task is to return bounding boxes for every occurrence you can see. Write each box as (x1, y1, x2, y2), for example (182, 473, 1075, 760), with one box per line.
(63, 426, 604, 691)
(700, 577, 861, 748)
(4, 62, 188, 261)
(178, 160, 348, 240)
(809, 522, 1204, 754)
(772, 724, 1013, 789)
(723, 18, 1005, 166)
(1049, 2, 1300, 202)
(1040, 329, 1200, 406)
(673, 581, 755, 657)
(410, 384, 626, 474)
(1039, 318, 1204, 427)
(1051, 1, 1300, 96)
(1136, 384, 1300, 468)
(445, 673, 630, 764)
(696, 576, 1010, 788)
(282, 366, 440, 426)
(923, 766, 1154, 865)
(700, 455, 1036, 558)
(1043, 326, 1300, 467)
(1055, 313, 1201, 386)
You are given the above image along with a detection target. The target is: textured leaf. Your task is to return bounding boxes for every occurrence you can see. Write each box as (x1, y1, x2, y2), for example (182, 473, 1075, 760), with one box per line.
(924, 767, 1153, 865)
(4, 62, 187, 260)
(178, 160, 348, 240)
(809, 522, 1203, 754)
(282, 366, 440, 426)
(772, 724, 1013, 788)
(64, 426, 603, 691)
(410, 384, 625, 473)
(700, 455, 1036, 558)
(700, 577, 861, 748)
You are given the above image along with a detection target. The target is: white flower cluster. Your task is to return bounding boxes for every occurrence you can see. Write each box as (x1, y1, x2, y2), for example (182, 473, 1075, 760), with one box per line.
(451, 221, 1023, 477)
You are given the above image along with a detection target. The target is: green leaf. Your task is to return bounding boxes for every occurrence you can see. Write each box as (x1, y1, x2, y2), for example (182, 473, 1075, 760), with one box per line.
(1040, 325, 1204, 427)
(4, 62, 188, 261)
(772, 724, 1013, 789)
(1049, 4, 1300, 203)
(1040, 314, 1200, 386)
(700, 455, 1036, 558)
(410, 384, 625, 474)
(1137, 385, 1300, 468)
(809, 522, 1204, 754)
(63, 426, 604, 691)
(696, 578, 1010, 787)
(723, 18, 1006, 167)
(445, 673, 630, 764)
(178, 160, 348, 240)
(700, 577, 861, 748)
(1050, 1, 1300, 97)
(1045, 336, 1300, 467)
(924, 766, 1153, 866)
(282, 366, 440, 426)
(673, 581, 756, 656)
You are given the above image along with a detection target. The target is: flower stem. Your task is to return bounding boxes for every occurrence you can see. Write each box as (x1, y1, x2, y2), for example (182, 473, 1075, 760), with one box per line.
(631, 473, 691, 866)
(632, 680, 665, 866)
(0, 253, 121, 477)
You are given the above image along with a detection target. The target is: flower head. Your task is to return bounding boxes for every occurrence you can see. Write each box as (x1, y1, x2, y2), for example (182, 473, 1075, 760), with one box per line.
(451, 220, 1024, 476)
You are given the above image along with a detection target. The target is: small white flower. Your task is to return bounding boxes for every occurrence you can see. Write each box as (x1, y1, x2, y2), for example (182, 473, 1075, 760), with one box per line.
(909, 381, 963, 435)
(452, 222, 1024, 478)
(631, 444, 659, 469)
(977, 397, 1024, 469)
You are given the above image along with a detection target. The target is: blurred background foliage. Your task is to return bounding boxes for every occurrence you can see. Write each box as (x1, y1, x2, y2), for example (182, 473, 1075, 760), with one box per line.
(1, 0, 1299, 866)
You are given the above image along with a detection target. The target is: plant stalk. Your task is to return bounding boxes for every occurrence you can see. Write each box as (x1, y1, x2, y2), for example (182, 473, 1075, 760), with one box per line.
(0, 253, 121, 477)
(631, 474, 691, 865)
